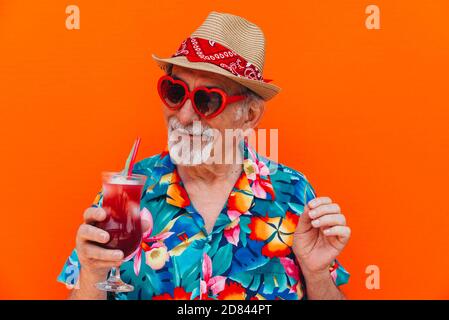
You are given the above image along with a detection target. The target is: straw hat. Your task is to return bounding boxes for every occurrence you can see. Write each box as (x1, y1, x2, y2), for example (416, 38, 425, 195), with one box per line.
(152, 11, 281, 101)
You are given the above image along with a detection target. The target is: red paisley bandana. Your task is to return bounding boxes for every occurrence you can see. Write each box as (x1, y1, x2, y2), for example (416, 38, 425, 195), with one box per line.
(172, 37, 270, 83)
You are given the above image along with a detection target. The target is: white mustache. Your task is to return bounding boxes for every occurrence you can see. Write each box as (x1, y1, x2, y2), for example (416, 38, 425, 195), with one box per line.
(168, 118, 214, 139)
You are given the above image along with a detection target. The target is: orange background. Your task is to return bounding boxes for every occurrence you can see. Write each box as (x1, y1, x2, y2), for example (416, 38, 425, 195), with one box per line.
(0, 0, 448, 299)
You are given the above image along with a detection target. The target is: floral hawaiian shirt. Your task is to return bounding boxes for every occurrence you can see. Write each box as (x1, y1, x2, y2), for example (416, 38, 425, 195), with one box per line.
(58, 142, 350, 300)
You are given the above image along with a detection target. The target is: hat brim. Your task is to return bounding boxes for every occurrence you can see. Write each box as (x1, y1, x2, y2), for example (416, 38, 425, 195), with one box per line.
(151, 54, 281, 101)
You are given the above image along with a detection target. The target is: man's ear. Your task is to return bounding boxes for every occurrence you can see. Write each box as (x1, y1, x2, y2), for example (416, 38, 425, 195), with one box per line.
(243, 98, 265, 131)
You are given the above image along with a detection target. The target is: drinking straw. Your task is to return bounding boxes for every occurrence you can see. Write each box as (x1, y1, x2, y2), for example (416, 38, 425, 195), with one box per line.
(124, 136, 141, 177)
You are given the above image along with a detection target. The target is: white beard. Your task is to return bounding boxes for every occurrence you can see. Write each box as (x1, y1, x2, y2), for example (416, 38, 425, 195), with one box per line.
(167, 118, 216, 166)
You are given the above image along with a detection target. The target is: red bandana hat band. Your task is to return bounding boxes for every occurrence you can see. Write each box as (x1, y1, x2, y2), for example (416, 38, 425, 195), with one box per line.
(172, 37, 272, 83)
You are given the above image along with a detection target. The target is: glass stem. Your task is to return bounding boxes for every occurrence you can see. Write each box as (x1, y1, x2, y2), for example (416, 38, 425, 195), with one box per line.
(110, 267, 121, 282)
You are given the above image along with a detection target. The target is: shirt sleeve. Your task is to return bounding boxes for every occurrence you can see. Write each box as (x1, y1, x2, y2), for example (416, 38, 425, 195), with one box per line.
(56, 190, 104, 288)
(304, 179, 350, 287)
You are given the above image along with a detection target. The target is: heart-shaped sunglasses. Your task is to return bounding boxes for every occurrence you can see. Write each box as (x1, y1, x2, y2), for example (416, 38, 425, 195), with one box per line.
(157, 75, 246, 119)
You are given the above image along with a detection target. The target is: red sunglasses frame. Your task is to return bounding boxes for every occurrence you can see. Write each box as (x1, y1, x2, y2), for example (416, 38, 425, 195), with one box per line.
(157, 75, 246, 119)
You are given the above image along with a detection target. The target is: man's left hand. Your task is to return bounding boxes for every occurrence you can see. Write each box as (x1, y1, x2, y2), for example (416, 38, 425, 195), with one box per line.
(292, 197, 350, 276)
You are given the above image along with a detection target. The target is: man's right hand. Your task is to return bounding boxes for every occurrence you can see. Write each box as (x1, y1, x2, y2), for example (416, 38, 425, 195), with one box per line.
(75, 207, 124, 280)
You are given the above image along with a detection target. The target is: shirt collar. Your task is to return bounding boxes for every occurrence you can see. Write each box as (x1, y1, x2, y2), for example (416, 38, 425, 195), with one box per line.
(144, 140, 277, 206)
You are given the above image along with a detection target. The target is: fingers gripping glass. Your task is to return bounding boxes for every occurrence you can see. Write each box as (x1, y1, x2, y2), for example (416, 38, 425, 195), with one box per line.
(157, 75, 246, 119)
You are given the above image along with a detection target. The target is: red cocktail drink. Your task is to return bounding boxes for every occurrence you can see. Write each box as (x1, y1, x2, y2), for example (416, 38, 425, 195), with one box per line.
(97, 174, 146, 257)
(95, 172, 146, 292)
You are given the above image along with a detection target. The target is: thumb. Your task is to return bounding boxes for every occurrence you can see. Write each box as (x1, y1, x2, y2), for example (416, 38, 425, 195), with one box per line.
(296, 201, 313, 232)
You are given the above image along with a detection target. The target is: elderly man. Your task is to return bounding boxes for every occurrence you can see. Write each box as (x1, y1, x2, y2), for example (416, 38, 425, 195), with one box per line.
(58, 11, 351, 300)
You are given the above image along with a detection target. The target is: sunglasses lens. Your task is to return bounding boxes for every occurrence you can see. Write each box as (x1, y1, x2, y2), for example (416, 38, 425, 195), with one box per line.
(160, 79, 185, 108)
(194, 90, 223, 117)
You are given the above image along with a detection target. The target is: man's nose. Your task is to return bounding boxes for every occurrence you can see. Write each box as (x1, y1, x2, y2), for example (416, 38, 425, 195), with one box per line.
(176, 98, 200, 125)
